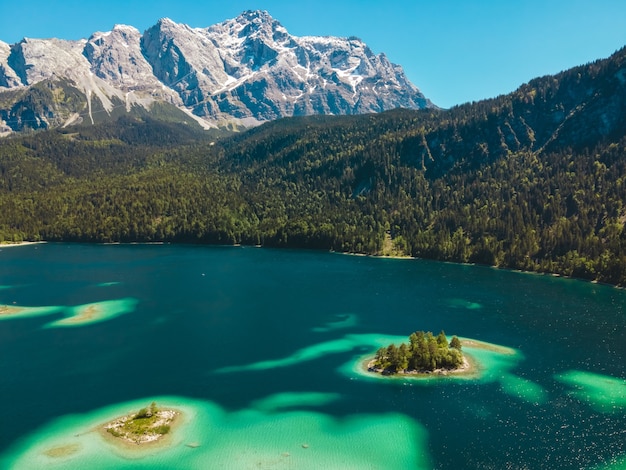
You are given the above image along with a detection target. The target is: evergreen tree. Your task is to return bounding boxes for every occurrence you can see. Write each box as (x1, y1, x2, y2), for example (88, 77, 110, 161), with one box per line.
(449, 336, 462, 350)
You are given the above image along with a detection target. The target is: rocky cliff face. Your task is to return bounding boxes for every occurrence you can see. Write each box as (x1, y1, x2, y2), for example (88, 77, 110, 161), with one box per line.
(0, 10, 433, 133)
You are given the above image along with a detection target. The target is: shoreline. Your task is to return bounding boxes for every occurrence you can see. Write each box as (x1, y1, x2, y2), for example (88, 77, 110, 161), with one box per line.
(334, 250, 415, 260)
(362, 352, 478, 379)
(0, 241, 46, 248)
(2, 240, 620, 289)
(332, 248, 625, 289)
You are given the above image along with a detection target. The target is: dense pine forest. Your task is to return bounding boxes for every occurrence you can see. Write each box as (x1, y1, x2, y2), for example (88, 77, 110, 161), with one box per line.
(1, 47, 626, 284)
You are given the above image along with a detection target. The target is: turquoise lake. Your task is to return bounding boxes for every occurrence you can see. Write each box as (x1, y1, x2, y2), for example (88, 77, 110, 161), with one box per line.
(0, 243, 624, 469)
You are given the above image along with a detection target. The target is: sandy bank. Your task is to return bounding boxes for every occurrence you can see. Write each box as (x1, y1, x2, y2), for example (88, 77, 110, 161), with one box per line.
(459, 338, 517, 355)
(0, 241, 46, 248)
(56, 305, 102, 325)
(0, 305, 25, 316)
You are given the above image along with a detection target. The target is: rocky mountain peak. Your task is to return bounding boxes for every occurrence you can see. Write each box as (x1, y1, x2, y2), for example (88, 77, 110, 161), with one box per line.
(154, 17, 183, 33)
(236, 10, 287, 39)
(0, 11, 434, 133)
(237, 9, 278, 26)
(8, 37, 89, 85)
(207, 9, 289, 47)
(84, 23, 162, 92)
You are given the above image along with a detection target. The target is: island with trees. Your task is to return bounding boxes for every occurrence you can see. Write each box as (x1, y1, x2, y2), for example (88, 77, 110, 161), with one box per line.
(101, 402, 179, 445)
(368, 330, 466, 376)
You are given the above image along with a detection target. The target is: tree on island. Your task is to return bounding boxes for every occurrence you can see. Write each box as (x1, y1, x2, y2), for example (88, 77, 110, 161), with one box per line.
(373, 330, 463, 374)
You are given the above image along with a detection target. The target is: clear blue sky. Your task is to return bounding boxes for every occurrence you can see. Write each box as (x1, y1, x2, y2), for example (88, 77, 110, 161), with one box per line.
(1, 0, 625, 108)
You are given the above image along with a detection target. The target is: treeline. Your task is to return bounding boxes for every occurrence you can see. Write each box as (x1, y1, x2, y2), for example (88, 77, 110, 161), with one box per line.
(1, 47, 626, 285)
(2, 113, 626, 284)
(372, 331, 463, 373)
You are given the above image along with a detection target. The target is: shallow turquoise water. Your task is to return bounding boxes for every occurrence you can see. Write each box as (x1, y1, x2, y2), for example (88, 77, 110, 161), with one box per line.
(0, 243, 624, 469)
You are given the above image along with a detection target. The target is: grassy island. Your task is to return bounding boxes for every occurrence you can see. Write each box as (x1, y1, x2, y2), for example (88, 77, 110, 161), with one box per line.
(370, 331, 464, 375)
(102, 402, 178, 445)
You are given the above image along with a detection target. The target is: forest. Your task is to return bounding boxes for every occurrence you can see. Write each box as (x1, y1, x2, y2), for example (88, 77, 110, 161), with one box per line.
(372, 331, 464, 373)
(1, 46, 626, 284)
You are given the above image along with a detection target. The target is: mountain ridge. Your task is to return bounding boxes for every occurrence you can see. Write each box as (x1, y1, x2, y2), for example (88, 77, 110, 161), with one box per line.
(0, 10, 433, 134)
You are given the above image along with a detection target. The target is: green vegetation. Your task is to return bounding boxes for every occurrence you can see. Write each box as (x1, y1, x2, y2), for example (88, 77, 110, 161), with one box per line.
(107, 428, 122, 438)
(372, 331, 463, 374)
(134, 403, 156, 420)
(1, 47, 626, 284)
(153, 424, 171, 435)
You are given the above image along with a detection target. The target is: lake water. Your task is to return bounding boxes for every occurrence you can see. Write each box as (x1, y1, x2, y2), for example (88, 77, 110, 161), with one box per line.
(0, 243, 624, 469)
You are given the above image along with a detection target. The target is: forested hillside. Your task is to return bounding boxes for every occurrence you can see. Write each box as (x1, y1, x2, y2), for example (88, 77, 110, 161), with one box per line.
(2, 47, 626, 284)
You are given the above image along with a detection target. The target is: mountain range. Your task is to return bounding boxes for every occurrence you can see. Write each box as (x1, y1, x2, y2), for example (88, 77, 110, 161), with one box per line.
(0, 10, 432, 134)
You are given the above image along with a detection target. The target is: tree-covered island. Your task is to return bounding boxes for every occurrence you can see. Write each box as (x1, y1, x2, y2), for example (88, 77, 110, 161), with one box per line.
(370, 331, 464, 375)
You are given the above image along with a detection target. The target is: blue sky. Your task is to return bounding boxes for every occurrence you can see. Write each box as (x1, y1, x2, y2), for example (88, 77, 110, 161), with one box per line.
(1, 0, 625, 108)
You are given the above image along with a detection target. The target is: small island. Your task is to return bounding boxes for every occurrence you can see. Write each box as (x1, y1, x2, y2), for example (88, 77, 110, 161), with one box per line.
(369, 330, 465, 375)
(102, 402, 178, 445)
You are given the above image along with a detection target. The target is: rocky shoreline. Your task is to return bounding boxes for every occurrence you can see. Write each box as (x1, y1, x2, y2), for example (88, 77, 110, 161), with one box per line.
(365, 355, 473, 377)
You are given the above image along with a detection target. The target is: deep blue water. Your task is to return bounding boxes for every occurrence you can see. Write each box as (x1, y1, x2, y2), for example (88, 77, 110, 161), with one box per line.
(0, 243, 624, 469)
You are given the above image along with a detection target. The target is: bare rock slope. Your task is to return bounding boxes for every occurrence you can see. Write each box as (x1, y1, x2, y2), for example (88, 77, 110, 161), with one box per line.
(0, 10, 434, 133)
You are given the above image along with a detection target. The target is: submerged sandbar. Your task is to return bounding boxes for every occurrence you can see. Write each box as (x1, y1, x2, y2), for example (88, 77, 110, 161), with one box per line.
(0, 298, 137, 327)
(45, 298, 138, 328)
(459, 338, 516, 355)
(55, 305, 102, 325)
(0, 304, 63, 320)
(0, 305, 25, 316)
(43, 443, 81, 458)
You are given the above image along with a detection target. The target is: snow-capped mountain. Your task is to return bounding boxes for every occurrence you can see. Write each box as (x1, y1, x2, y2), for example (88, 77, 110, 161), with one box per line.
(0, 10, 434, 133)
